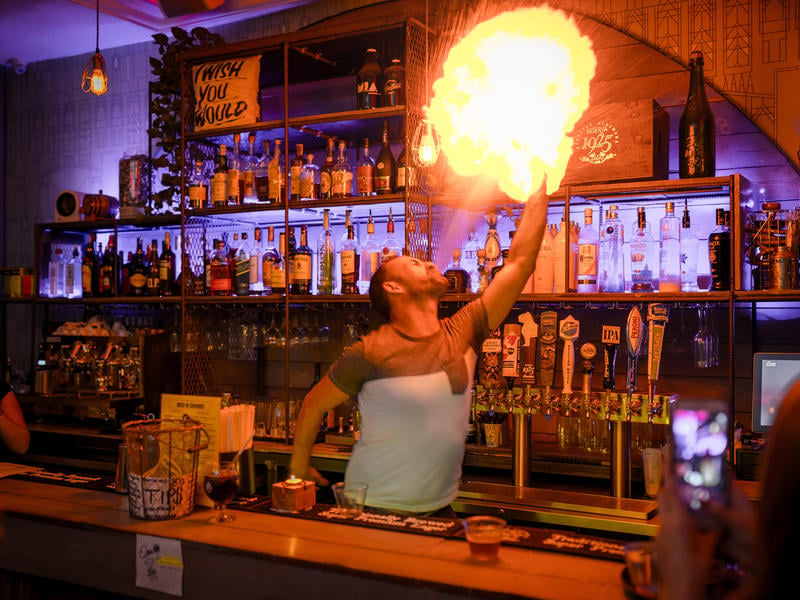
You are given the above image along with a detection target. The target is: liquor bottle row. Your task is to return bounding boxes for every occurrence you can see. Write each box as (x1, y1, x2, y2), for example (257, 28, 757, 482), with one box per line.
(189, 209, 404, 297)
(187, 122, 406, 209)
(443, 202, 731, 295)
(43, 233, 177, 298)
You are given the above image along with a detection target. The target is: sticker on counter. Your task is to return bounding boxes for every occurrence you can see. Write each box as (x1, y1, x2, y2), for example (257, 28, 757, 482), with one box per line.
(135, 534, 183, 597)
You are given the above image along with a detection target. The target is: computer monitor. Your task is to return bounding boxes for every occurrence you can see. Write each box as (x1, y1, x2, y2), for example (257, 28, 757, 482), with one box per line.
(752, 353, 800, 434)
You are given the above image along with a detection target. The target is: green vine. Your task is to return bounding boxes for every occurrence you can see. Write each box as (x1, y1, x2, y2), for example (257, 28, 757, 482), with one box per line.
(148, 27, 225, 212)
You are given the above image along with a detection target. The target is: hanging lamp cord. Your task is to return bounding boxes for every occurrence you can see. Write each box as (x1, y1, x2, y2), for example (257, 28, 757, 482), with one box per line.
(95, 0, 100, 53)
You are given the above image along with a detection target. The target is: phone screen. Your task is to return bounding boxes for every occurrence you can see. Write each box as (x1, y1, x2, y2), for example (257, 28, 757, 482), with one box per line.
(671, 404, 729, 512)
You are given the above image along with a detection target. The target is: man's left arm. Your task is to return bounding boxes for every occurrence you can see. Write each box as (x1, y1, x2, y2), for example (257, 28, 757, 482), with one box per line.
(481, 185, 549, 330)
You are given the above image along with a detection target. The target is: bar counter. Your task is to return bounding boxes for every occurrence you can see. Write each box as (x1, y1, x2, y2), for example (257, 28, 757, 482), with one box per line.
(0, 477, 625, 599)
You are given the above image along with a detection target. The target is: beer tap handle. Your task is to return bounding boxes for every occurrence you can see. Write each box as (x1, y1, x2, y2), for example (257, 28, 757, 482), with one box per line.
(647, 303, 669, 421)
(559, 316, 579, 407)
(625, 307, 645, 420)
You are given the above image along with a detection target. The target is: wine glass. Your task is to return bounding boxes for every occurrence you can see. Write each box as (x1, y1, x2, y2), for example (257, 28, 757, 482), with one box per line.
(203, 460, 239, 523)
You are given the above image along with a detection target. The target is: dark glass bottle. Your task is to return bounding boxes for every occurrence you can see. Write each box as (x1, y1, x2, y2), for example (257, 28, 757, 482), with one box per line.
(129, 237, 147, 296)
(444, 249, 470, 293)
(146, 239, 161, 296)
(209, 239, 232, 296)
(159, 232, 176, 296)
(356, 48, 382, 109)
(99, 235, 116, 296)
(290, 143, 304, 201)
(81, 233, 99, 297)
(292, 225, 313, 294)
(375, 121, 395, 195)
(320, 138, 335, 200)
(396, 144, 407, 192)
(383, 58, 405, 106)
(120, 251, 132, 296)
(708, 208, 730, 290)
(491, 248, 510, 282)
(341, 225, 359, 294)
(679, 51, 715, 178)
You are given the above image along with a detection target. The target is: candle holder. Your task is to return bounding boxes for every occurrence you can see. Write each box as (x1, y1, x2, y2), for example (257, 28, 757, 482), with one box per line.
(271, 475, 316, 512)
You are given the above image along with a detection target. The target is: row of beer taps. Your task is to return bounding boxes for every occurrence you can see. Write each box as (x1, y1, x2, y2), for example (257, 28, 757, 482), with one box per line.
(474, 304, 673, 425)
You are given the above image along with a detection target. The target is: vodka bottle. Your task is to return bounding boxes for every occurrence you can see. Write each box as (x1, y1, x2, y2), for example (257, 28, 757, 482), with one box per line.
(577, 208, 599, 293)
(290, 143, 304, 201)
(320, 138, 335, 200)
(601, 205, 624, 292)
(210, 144, 228, 207)
(317, 209, 336, 295)
(484, 212, 501, 271)
(630, 207, 655, 292)
(680, 201, 699, 291)
(679, 51, 715, 178)
(533, 223, 555, 294)
(341, 225, 360, 294)
(300, 153, 319, 200)
(243, 133, 258, 203)
(268, 138, 285, 203)
(188, 160, 207, 209)
(356, 138, 375, 196)
(553, 218, 577, 293)
(48, 247, 65, 297)
(659, 201, 682, 292)
(359, 210, 380, 294)
(381, 207, 402, 264)
(249, 227, 264, 295)
(228, 133, 242, 205)
(65, 245, 81, 298)
(332, 140, 352, 197)
(255, 140, 270, 203)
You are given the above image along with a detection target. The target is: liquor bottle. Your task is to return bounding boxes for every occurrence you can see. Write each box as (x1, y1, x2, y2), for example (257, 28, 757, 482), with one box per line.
(356, 48, 382, 109)
(600, 205, 624, 292)
(476, 249, 490, 293)
(290, 143, 305, 201)
(320, 138, 335, 200)
(332, 140, 352, 197)
(262, 227, 279, 296)
(630, 207, 655, 292)
(553, 217, 577, 293)
(120, 251, 132, 296)
(680, 200, 699, 291)
(532, 224, 555, 294)
(491, 247, 510, 282)
(129, 238, 147, 296)
(396, 144, 407, 192)
(300, 153, 319, 200)
(228, 133, 242, 205)
(268, 138, 285, 203)
(577, 208, 599, 293)
(708, 207, 730, 290)
(272, 231, 287, 295)
(235, 231, 251, 296)
(359, 210, 380, 294)
(381, 207, 402, 264)
(444, 249, 470, 293)
(227, 232, 239, 285)
(48, 247, 65, 297)
(484, 212, 501, 271)
(65, 245, 81, 298)
(249, 227, 264, 295)
(81, 234, 100, 297)
(286, 227, 297, 294)
(188, 160, 208, 209)
(340, 224, 360, 294)
(375, 121, 395, 194)
(461, 229, 481, 292)
(211, 144, 228, 207)
(255, 140, 271, 203)
(209, 239, 232, 296)
(356, 138, 375, 196)
(317, 209, 336, 295)
(146, 239, 161, 296)
(203, 238, 213, 295)
(157, 232, 175, 296)
(99, 235, 116, 296)
(243, 133, 258, 203)
(659, 201, 682, 292)
(383, 58, 405, 106)
(292, 225, 313, 294)
(679, 51, 715, 178)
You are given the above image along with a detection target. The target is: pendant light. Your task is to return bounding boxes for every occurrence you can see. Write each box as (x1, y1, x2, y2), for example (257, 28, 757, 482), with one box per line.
(81, 0, 108, 95)
(411, 0, 440, 168)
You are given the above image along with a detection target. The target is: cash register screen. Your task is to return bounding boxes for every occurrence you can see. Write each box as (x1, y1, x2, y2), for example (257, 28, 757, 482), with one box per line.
(752, 353, 800, 433)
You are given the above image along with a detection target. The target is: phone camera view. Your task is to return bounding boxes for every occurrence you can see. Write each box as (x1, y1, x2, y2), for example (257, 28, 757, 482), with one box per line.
(672, 407, 728, 510)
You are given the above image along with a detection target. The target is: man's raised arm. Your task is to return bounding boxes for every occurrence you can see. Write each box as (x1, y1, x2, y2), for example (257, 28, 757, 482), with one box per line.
(481, 185, 549, 330)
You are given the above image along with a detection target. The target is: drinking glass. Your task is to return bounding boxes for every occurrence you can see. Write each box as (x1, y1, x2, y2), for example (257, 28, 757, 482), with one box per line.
(463, 515, 506, 561)
(203, 460, 239, 523)
(332, 481, 368, 517)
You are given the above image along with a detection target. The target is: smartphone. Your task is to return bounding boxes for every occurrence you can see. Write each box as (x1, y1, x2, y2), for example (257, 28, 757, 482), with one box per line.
(671, 399, 729, 524)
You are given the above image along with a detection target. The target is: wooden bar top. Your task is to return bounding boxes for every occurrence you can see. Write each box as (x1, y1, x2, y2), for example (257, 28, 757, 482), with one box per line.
(0, 477, 625, 599)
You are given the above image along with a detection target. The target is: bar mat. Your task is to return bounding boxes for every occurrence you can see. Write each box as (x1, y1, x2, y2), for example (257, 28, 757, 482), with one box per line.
(228, 495, 626, 562)
(10, 469, 116, 492)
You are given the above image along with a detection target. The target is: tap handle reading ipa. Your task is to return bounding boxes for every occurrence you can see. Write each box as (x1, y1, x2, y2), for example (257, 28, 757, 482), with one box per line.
(601, 325, 621, 390)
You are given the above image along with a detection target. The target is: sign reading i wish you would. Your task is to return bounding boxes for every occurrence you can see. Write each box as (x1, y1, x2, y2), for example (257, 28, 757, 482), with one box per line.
(192, 55, 261, 131)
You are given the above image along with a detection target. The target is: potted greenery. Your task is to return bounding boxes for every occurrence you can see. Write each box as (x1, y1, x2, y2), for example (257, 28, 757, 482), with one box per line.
(148, 27, 225, 213)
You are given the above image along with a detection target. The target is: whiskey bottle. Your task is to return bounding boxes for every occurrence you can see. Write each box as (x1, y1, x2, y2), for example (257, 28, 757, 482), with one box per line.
(658, 201, 682, 292)
(356, 138, 375, 196)
(146, 239, 161, 296)
(320, 138, 335, 200)
(356, 48, 382, 109)
(261, 227, 278, 295)
(290, 143, 305, 201)
(270, 231, 286, 295)
(375, 121, 395, 194)
(708, 208, 730, 290)
(396, 144, 407, 192)
(228, 133, 242, 205)
(341, 224, 360, 294)
(129, 237, 147, 297)
(255, 140, 270, 203)
(188, 160, 207, 210)
(235, 232, 250, 296)
(249, 227, 264, 295)
(317, 209, 336, 295)
(268, 138, 285, 203)
(210, 239, 232, 296)
(679, 51, 715, 178)
(211, 144, 228, 207)
(159, 232, 176, 296)
(81, 234, 100, 297)
(332, 140, 352, 197)
(292, 225, 313, 294)
(300, 153, 319, 200)
(444, 249, 470, 293)
(243, 133, 258, 203)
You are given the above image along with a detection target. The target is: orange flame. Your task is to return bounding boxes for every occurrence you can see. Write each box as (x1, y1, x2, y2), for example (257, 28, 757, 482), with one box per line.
(426, 6, 596, 201)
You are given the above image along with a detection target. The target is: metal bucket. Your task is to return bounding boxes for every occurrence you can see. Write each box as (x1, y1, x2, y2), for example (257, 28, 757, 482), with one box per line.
(122, 417, 208, 520)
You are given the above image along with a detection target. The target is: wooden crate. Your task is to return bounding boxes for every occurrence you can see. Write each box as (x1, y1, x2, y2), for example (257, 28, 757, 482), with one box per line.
(562, 99, 669, 186)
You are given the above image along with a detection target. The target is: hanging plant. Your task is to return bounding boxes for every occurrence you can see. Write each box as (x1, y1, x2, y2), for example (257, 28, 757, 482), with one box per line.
(148, 26, 225, 213)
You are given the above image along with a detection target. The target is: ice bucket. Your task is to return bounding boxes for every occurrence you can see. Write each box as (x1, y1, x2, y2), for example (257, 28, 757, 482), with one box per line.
(122, 417, 208, 520)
